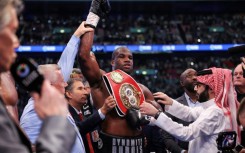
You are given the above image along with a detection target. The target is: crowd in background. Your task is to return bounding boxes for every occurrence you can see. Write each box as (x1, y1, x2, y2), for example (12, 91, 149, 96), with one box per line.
(19, 13, 245, 45)
(2, 0, 245, 152)
(16, 0, 245, 100)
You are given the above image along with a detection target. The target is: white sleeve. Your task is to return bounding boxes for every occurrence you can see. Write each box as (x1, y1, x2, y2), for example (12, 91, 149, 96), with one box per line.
(57, 35, 80, 82)
(152, 107, 225, 142)
(98, 109, 105, 120)
(166, 99, 204, 122)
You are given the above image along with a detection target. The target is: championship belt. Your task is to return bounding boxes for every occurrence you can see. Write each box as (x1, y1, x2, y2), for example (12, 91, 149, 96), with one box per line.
(103, 69, 145, 117)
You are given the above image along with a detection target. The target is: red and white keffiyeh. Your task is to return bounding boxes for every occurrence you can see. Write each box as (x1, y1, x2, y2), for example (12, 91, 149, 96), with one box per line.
(197, 67, 240, 141)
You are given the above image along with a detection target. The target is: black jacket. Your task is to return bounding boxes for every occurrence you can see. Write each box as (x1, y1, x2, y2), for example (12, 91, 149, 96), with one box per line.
(68, 104, 103, 153)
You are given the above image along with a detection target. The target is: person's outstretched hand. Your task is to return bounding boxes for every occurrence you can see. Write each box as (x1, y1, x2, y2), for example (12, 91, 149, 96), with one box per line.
(153, 92, 173, 106)
(140, 102, 158, 116)
(74, 21, 94, 38)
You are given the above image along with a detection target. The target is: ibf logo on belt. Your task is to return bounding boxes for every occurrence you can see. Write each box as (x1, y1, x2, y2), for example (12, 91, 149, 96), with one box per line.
(103, 70, 145, 117)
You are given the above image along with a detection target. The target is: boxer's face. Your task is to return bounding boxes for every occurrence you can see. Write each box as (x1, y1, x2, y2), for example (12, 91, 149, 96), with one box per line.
(111, 47, 133, 74)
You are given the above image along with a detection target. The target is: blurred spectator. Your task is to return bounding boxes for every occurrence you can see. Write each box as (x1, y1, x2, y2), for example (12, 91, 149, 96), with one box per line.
(233, 63, 245, 102)
(19, 13, 245, 45)
(70, 68, 84, 79)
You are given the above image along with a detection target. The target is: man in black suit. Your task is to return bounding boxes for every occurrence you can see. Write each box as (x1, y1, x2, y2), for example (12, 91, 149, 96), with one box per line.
(65, 78, 116, 153)
(0, 0, 76, 152)
(172, 68, 199, 151)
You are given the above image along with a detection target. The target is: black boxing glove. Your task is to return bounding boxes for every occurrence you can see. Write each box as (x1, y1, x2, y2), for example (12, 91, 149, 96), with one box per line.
(125, 107, 141, 130)
(86, 0, 111, 29)
(100, 0, 111, 17)
(89, 0, 101, 16)
(86, 0, 101, 29)
(139, 115, 151, 126)
(126, 107, 151, 129)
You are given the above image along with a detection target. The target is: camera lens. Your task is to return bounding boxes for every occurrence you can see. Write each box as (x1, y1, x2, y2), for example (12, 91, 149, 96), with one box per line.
(16, 63, 30, 78)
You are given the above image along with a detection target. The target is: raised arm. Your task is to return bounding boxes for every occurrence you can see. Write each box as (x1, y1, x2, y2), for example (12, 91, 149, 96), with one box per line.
(78, 0, 110, 87)
(78, 31, 102, 87)
(58, 22, 93, 82)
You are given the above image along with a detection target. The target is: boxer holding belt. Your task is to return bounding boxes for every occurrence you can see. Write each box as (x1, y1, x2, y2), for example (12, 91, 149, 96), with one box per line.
(79, 0, 161, 152)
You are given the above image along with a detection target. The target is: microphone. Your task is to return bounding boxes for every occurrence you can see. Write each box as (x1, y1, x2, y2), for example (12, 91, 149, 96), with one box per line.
(228, 45, 245, 55)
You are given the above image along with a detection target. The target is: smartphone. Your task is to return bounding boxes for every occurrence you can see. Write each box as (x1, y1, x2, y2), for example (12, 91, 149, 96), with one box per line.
(217, 131, 237, 151)
(10, 58, 44, 94)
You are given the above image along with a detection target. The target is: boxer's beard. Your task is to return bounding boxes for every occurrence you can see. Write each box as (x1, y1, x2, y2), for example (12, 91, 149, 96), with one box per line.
(197, 87, 209, 103)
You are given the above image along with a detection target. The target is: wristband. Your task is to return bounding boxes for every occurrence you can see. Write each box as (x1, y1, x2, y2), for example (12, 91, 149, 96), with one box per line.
(85, 12, 100, 29)
(154, 111, 162, 120)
